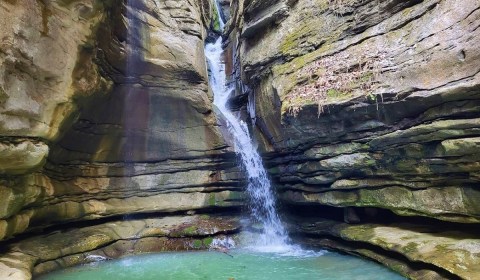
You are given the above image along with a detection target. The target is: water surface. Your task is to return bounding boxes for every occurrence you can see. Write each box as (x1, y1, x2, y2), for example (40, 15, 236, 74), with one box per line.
(38, 250, 406, 280)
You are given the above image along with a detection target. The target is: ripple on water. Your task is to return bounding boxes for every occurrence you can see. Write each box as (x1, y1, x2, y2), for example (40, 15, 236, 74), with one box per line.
(38, 250, 406, 280)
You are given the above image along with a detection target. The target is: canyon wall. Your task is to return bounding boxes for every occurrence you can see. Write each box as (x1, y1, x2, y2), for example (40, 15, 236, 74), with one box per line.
(227, 0, 480, 279)
(0, 0, 479, 279)
(0, 0, 242, 279)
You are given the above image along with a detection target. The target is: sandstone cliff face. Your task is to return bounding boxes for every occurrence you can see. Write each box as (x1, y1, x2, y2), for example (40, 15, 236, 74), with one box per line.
(0, 0, 113, 240)
(1, 0, 479, 279)
(0, 1, 243, 277)
(0, 0, 111, 175)
(228, 0, 480, 278)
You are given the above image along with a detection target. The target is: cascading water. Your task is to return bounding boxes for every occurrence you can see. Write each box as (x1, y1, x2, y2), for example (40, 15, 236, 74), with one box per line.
(205, 2, 290, 251)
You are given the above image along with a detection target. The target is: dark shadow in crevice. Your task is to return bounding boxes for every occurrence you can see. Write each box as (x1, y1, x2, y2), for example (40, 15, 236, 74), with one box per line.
(282, 204, 480, 235)
(292, 234, 462, 280)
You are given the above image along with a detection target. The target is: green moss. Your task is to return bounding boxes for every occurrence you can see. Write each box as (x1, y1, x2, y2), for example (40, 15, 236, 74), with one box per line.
(192, 239, 203, 249)
(203, 237, 214, 247)
(211, 2, 221, 33)
(462, 187, 480, 215)
(325, 89, 354, 102)
(364, 158, 377, 166)
(283, 94, 317, 112)
(280, 22, 319, 55)
(183, 226, 198, 235)
(228, 191, 243, 201)
(395, 159, 416, 171)
(326, 89, 343, 98)
(277, 27, 344, 73)
(403, 242, 419, 253)
(354, 190, 378, 205)
(434, 244, 450, 252)
(208, 193, 216, 206)
(273, 52, 317, 76)
(340, 225, 375, 241)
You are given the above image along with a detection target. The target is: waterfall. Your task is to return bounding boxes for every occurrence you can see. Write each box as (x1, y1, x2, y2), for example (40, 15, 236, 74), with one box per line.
(205, 1, 290, 251)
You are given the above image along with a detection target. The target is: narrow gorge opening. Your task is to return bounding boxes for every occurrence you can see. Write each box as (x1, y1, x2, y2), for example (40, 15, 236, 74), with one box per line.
(1, 0, 479, 279)
(205, 1, 290, 251)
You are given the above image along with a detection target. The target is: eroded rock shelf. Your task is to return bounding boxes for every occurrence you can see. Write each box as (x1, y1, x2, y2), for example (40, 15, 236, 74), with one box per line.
(226, 0, 480, 279)
(1, 0, 479, 279)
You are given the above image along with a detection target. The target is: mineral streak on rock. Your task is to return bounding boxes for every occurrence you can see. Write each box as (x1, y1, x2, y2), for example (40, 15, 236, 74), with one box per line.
(0, 0, 479, 279)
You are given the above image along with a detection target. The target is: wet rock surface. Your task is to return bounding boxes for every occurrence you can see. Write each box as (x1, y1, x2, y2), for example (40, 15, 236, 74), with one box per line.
(291, 218, 480, 280)
(0, 215, 240, 279)
(1, 0, 479, 279)
(228, 0, 480, 279)
(0, 0, 245, 244)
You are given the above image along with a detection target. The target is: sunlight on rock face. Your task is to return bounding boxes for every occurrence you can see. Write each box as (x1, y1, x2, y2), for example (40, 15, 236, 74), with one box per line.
(0, 0, 479, 279)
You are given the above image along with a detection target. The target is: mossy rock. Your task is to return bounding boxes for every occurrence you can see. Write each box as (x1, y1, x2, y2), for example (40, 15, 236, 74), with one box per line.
(203, 237, 214, 247)
(211, 2, 222, 33)
(192, 239, 203, 249)
(183, 226, 198, 236)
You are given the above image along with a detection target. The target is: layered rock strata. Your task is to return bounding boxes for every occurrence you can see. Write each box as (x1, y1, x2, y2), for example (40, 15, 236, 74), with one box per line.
(1, 0, 479, 279)
(0, 215, 240, 279)
(291, 218, 479, 280)
(0, 1, 244, 279)
(0, 0, 243, 242)
(228, 0, 480, 278)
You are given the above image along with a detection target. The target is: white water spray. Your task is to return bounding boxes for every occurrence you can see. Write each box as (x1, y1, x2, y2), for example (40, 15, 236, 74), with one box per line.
(205, 3, 291, 252)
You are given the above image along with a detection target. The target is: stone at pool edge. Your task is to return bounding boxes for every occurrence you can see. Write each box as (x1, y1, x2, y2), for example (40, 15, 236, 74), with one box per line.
(0, 215, 241, 279)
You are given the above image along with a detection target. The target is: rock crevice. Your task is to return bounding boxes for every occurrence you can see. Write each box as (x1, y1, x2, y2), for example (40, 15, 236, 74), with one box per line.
(226, 0, 480, 279)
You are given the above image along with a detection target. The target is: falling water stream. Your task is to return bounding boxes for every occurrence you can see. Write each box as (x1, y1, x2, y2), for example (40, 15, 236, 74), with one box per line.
(35, 3, 408, 279)
(205, 5, 290, 252)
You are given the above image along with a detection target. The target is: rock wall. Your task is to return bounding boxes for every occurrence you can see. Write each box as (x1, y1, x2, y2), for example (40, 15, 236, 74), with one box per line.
(0, 0, 243, 278)
(1, 214, 240, 279)
(228, 0, 480, 279)
(1, 0, 479, 279)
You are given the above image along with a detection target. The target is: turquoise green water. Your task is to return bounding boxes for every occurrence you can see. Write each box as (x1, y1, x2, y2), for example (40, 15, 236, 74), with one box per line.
(38, 250, 406, 280)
